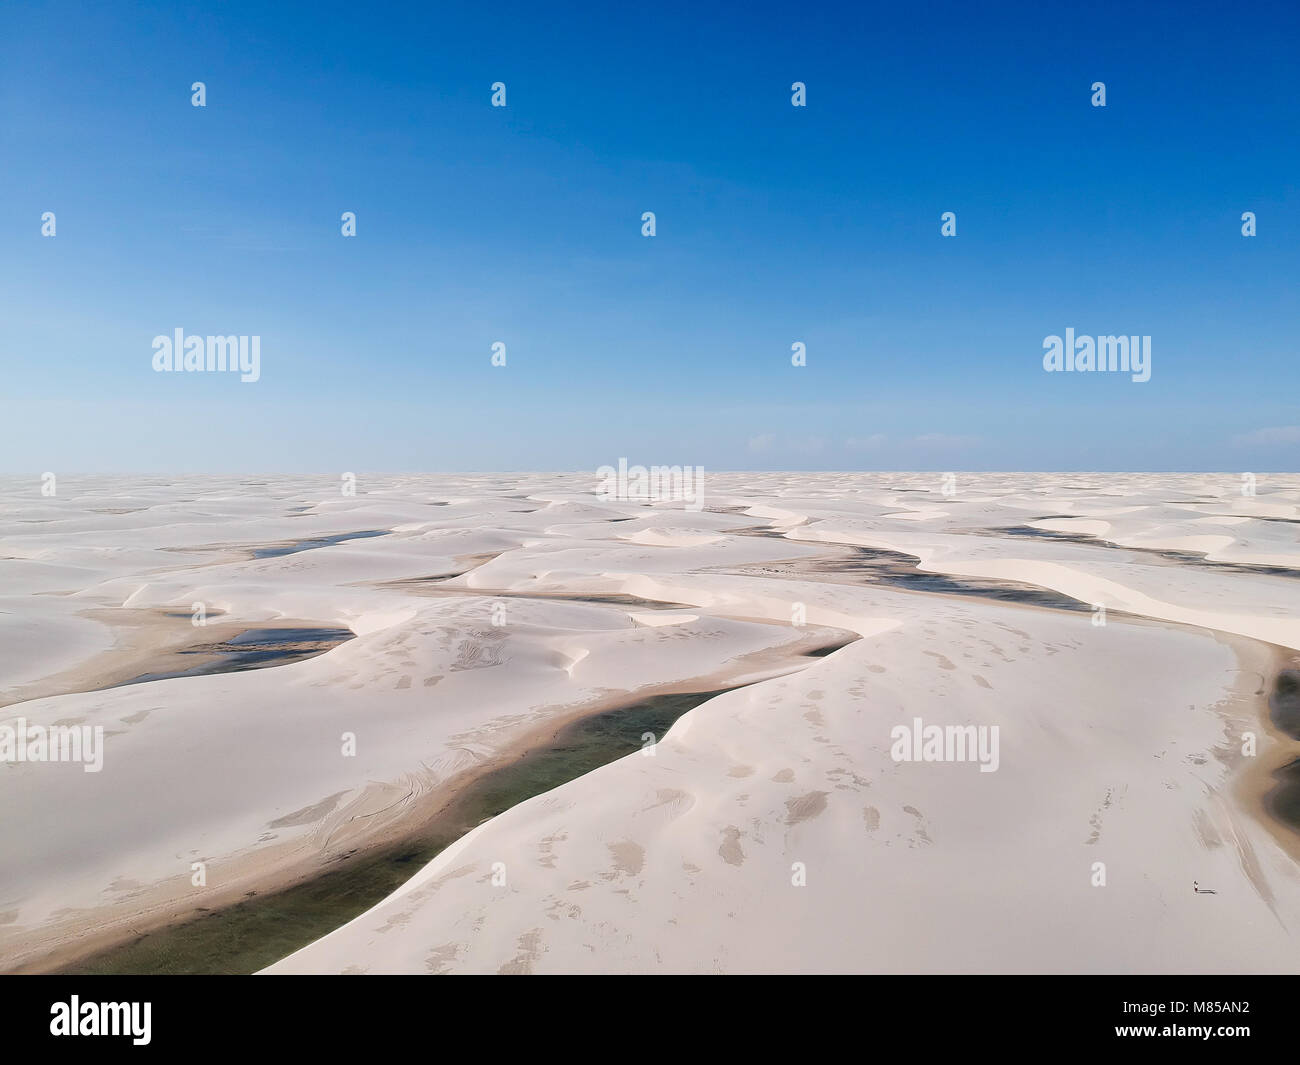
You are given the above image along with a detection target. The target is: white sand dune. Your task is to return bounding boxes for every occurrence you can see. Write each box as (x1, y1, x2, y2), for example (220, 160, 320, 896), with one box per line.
(2, 472, 1299, 974)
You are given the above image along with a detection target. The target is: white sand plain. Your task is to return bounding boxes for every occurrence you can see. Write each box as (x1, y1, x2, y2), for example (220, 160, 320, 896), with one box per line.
(1, 472, 1298, 973)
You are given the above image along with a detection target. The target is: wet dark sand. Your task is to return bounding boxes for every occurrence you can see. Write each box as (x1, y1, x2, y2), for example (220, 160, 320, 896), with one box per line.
(1000, 525, 1300, 580)
(821, 547, 1091, 611)
(805, 637, 857, 656)
(109, 627, 354, 688)
(1267, 670, 1300, 741)
(398, 582, 697, 612)
(1264, 756, 1300, 834)
(1249, 665, 1300, 841)
(514, 592, 696, 611)
(0, 612, 351, 711)
(253, 530, 389, 559)
(720, 541, 1093, 614)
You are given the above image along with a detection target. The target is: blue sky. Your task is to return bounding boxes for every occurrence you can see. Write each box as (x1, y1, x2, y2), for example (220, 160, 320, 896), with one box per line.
(1, 0, 1297, 472)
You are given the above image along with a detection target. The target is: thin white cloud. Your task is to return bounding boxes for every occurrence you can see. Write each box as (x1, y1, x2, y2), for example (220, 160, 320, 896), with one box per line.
(912, 433, 981, 448)
(747, 433, 826, 454)
(1232, 426, 1300, 447)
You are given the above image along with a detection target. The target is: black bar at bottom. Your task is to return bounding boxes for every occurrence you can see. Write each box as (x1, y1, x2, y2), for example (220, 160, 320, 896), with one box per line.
(1, 974, 1289, 1052)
